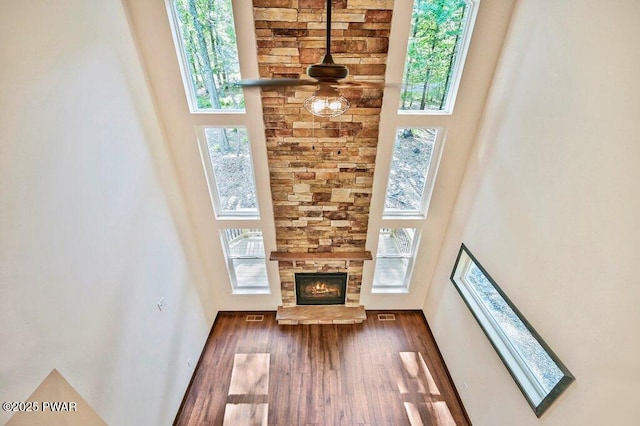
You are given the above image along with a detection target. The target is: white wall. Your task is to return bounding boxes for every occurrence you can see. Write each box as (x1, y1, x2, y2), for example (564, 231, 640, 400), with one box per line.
(362, 0, 516, 310)
(122, 0, 283, 311)
(425, 0, 640, 424)
(0, 1, 216, 424)
(424, 0, 640, 426)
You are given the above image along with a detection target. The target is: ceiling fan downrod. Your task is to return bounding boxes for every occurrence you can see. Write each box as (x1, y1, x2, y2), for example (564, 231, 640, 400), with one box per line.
(307, 0, 349, 81)
(324, 0, 333, 61)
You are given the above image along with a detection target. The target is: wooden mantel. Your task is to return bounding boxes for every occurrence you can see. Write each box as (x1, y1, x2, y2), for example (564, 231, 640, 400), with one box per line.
(269, 251, 372, 262)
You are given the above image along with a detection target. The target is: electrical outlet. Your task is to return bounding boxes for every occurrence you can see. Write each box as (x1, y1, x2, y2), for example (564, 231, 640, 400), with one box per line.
(157, 297, 166, 311)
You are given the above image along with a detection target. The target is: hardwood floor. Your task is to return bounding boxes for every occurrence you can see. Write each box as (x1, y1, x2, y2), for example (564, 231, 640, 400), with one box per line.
(175, 311, 470, 426)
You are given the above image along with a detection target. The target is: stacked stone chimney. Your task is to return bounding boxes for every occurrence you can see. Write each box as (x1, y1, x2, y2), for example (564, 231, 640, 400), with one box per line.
(252, 0, 392, 306)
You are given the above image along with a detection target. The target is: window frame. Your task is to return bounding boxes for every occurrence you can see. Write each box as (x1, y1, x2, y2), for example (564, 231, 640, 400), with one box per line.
(165, 0, 245, 114)
(372, 227, 421, 293)
(197, 126, 261, 220)
(398, 0, 480, 115)
(383, 127, 445, 219)
(220, 228, 270, 294)
(450, 244, 575, 417)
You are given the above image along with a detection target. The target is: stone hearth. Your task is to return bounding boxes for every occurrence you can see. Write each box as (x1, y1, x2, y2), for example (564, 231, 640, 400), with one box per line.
(276, 305, 366, 325)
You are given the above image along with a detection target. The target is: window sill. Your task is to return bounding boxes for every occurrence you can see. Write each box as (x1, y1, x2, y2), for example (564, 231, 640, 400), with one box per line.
(371, 287, 410, 294)
(231, 288, 271, 295)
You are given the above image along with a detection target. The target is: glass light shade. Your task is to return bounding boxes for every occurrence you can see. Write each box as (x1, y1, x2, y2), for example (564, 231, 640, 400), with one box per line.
(303, 86, 350, 117)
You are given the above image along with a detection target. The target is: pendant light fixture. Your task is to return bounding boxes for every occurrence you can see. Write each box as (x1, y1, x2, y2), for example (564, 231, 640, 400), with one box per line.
(303, 84, 350, 117)
(303, 0, 350, 118)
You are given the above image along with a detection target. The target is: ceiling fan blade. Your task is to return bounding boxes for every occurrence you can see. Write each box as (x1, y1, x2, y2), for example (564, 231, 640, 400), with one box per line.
(237, 78, 318, 88)
(332, 81, 400, 89)
(334, 81, 384, 88)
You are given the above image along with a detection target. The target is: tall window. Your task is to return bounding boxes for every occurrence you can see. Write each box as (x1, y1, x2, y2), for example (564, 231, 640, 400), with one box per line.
(399, 0, 477, 113)
(199, 127, 259, 218)
(450, 245, 574, 417)
(372, 228, 420, 292)
(168, 0, 244, 111)
(384, 128, 442, 218)
(221, 229, 269, 293)
(163, 1, 271, 296)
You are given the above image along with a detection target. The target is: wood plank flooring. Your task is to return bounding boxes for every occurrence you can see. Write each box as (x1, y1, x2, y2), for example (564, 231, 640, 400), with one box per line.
(175, 311, 470, 426)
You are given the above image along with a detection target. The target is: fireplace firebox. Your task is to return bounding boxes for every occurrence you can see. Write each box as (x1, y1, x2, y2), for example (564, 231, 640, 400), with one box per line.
(295, 272, 347, 305)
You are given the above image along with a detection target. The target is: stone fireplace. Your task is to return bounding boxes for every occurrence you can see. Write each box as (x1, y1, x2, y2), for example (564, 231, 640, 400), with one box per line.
(295, 272, 347, 305)
(271, 253, 370, 324)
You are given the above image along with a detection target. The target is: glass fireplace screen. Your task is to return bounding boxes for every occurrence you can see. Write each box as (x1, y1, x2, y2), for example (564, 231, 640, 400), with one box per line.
(295, 272, 347, 305)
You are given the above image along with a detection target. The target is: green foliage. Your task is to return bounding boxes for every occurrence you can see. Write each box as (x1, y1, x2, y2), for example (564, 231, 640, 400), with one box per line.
(173, 0, 245, 110)
(400, 0, 468, 111)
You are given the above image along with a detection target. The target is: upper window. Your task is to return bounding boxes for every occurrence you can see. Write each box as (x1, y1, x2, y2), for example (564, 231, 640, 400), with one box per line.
(168, 0, 245, 112)
(399, 0, 477, 113)
(450, 244, 574, 417)
(199, 127, 259, 218)
(384, 128, 442, 218)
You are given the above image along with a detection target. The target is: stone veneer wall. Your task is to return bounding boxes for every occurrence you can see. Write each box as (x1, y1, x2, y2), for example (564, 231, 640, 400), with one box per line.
(252, 0, 393, 306)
